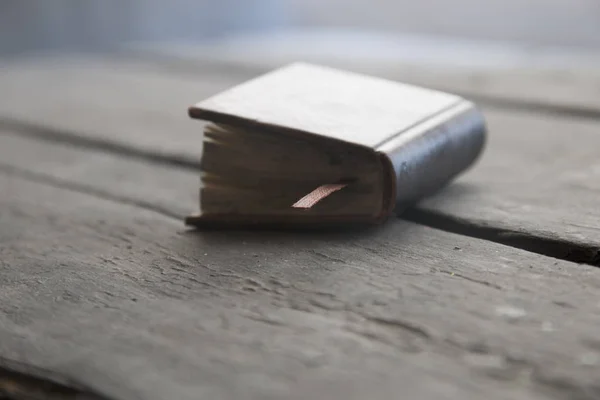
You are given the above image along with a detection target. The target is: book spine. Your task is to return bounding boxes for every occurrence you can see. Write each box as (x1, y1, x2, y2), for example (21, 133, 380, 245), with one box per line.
(377, 101, 486, 214)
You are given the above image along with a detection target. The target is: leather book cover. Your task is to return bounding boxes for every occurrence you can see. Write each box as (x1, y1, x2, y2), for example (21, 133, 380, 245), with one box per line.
(186, 63, 486, 228)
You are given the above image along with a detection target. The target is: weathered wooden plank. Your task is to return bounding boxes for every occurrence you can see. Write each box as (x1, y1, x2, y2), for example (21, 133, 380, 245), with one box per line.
(388, 64, 600, 119)
(411, 108, 600, 262)
(1, 55, 599, 166)
(1, 57, 600, 258)
(0, 57, 239, 161)
(2, 133, 600, 399)
(131, 51, 600, 115)
(0, 132, 198, 220)
(3, 171, 600, 400)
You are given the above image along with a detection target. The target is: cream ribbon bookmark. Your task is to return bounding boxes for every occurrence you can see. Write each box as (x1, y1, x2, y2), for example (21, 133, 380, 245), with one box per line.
(292, 184, 347, 209)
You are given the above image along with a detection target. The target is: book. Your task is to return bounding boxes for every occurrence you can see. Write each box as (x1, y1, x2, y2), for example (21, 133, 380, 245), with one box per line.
(186, 63, 486, 228)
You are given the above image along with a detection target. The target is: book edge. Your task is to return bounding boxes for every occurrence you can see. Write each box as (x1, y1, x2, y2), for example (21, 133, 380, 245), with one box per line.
(189, 106, 373, 150)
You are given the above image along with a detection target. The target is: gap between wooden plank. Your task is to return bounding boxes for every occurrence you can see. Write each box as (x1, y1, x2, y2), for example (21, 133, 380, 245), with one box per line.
(402, 209, 600, 266)
(0, 162, 181, 222)
(0, 117, 200, 171)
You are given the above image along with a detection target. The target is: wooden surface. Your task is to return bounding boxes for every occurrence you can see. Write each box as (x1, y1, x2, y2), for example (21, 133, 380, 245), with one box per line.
(1, 54, 600, 399)
(2, 56, 600, 260)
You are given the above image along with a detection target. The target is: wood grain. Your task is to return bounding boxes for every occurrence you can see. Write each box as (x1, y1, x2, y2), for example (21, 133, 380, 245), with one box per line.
(2, 162, 600, 400)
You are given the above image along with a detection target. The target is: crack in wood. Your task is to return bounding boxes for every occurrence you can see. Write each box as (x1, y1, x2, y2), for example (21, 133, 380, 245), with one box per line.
(439, 270, 503, 290)
(403, 209, 600, 266)
(359, 314, 431, 340)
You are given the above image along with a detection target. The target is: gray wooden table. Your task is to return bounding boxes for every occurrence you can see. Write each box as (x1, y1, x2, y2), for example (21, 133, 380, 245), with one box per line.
(1, 54, 600, 400)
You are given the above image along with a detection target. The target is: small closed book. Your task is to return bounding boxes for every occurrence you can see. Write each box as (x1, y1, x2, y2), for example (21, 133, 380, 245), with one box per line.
(186, 63, 486, 228)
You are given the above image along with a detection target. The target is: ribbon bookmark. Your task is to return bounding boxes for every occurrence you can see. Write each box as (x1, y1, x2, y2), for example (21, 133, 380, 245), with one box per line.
(292, 183, 348, 209)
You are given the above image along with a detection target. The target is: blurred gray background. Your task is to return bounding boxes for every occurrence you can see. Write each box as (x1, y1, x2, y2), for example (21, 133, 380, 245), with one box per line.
(2, 0, 600, 57)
